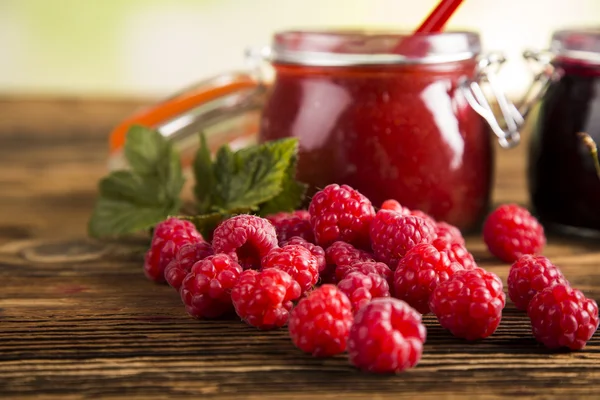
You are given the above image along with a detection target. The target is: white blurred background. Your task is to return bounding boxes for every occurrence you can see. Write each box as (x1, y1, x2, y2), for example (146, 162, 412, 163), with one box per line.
(1, 0, 599, 99)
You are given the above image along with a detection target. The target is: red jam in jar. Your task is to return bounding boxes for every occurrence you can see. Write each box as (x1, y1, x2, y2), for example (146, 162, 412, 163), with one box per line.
(528, 29, 600, 236)
(260, 31, 493, 230)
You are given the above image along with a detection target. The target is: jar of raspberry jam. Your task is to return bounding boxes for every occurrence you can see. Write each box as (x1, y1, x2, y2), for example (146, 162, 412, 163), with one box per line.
(108, 30, 522, 231)
(527, 28, 600, 237)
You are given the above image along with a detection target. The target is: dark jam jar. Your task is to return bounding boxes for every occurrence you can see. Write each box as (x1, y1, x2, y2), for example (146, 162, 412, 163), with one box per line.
(260, 31, 503, 230)
(528, 29, 600, 236)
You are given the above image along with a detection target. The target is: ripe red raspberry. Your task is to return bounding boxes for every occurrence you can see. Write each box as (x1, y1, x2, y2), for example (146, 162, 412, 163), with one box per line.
(429, 268, 505, 340)
(380, 199, 410, 215)
(483, 204, 546, 263)
(165, 241, 214, 290)
(212, 214, 278, 270)
(508, 255, 568, 311)
(261, 245, 319, 294)
(393, 243, 464, 314)
(409, 209, 437, 226)
(347, 298, 426, 373)
(435, 222, 465, 246)
(281, 236, 326, 273)
(266, 210, 314, 244)
(288, 285, 353, 356)
(179, 254, 243, 319)
(337, 272, 390, 313)
(231, 268, 301, 329)
(335, 261, 392, 286)
(370, 210, 437, 269)
(323, 241, 375, 283)
(527, 283, 599, 350)
(308, 184, 375, 249)
(144, 217, 203, 283)
(433, 238, 478, 270)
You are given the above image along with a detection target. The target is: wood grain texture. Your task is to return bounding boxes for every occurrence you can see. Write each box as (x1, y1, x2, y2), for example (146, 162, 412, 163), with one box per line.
(0, 98, 599, 399)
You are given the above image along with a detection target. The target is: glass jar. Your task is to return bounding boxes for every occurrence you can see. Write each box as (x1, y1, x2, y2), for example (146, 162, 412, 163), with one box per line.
(527, 28, 600, 237)
(108, 30, 522, 231)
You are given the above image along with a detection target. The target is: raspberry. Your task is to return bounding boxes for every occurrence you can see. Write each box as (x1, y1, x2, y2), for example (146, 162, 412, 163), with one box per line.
(435, 222, 465, 246)
(335, 261, 392, 286)
(528, 283, 599, 350)
(380, 199, 410, 215)
(433, 238, 478, 270)
(370, 210, 437, 269)
(144, 217, 203, 283)
(231, 268, 301, 329)
(347, 298, 426, 373)
(288, 285, 353, 356)
(212, 214, 278, 270)
(266, 210, 315, 244)
(508, 255, 568, 311)
(261, 245, 319, 294)
(337, 272, 390, 313)
(309, 184, 375, 249)
(324, 241, 375, 283)
(179, 254, 243, 319)
(429, 268, 505, 340)
(165, 241, 214, 290)
(393, 243, 464, 314)
(410, 209, 437, 226)
(281, 236, 326, 273)
(483, 204, 546, 263)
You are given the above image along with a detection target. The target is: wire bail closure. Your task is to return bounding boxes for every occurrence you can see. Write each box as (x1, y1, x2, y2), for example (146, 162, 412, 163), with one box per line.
(460, 51, 560, 149)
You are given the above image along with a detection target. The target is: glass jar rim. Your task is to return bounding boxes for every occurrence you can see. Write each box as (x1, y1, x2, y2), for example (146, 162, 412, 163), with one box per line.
(269, 29, 481, 66)
(551, 28, 600, 65)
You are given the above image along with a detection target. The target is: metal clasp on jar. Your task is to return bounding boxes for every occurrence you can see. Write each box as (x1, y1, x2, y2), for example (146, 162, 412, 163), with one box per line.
(460, 50, 560, 149)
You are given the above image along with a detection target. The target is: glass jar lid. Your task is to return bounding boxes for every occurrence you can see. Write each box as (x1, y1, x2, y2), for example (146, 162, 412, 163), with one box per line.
(268, 30, 481, 66)
(551, 28, 600, 64)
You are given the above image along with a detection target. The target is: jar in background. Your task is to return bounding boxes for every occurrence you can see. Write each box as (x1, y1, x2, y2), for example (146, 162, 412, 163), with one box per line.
(527, 28, 600, 236)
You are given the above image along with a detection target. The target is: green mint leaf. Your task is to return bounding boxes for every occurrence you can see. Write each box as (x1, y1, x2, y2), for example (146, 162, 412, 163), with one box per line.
(259, 153, 307, 215)
(217, 138, 298, 211)
(88, 197, 179, 238)
(88, 125, 184, 238)
(193, 133, 216, 214)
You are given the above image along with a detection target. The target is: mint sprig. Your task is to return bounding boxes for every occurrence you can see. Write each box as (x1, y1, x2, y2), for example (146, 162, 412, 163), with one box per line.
(89, 126, 307, 239)
(88, 126, 184, 238)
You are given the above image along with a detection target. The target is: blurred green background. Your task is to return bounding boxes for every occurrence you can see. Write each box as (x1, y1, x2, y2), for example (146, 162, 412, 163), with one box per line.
(1, 0, 599, 99)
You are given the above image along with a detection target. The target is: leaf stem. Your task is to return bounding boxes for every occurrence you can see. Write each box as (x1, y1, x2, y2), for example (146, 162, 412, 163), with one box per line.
(578, 132, 600, 179)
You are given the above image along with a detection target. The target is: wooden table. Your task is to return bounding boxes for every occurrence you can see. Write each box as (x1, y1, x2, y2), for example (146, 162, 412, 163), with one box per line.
(1, 98, 599, 399)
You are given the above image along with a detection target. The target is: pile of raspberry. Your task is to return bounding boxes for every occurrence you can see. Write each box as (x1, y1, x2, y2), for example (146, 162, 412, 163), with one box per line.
(142, 184, 598, 374)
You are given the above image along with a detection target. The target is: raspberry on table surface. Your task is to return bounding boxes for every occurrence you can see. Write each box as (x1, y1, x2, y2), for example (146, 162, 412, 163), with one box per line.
(347, 298, 426, 373)
(393, 243, 464, 314)
(309, 184, 375, 249)
(212, 214, 278, 270)
(370, 210, 437, 269)
(337, 271, 390, 313)
(281, 236, 326, 273)
(231, 268, 301, 330)
(165, 241, 214, 290)
(261, 245, 319, 295)
(144, 217, 204, 283)
(483, 204, 546, 263)
(179, 253, 243, 319)
(527, 283, 599, 350)
(433, 238, 478, 271)
(335, 260, 392, 286)
(508, 255, 568, 311)
(324, 241, 376, 283)
(288, 284, 353, 357)
(429, 268, 506, 340)
(266, 210, 315, 244)
(434, 222, 465, 246)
